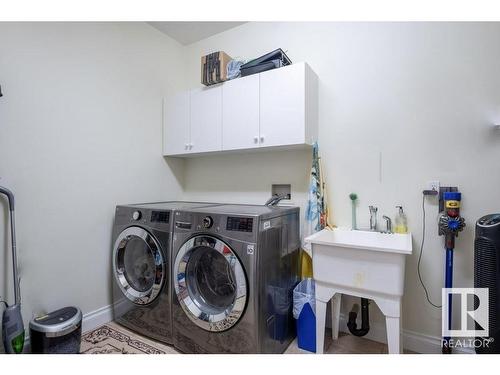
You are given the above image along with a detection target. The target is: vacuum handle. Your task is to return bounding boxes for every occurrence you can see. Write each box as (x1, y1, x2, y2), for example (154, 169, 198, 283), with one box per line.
(0, 185, 15, 210)
(0, 185, 20, 305)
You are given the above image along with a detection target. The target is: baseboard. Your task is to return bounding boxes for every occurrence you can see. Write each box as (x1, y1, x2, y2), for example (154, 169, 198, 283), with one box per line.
(338, 313, 474, 354)
(81, 303, 114, 333)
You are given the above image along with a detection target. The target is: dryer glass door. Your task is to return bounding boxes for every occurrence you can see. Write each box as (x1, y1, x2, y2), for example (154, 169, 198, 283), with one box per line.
(174, 235, 247, 332)
(113, 226, 165, 305)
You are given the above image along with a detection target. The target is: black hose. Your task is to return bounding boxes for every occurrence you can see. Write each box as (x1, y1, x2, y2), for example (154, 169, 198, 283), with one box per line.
(347, 298, 370, 337)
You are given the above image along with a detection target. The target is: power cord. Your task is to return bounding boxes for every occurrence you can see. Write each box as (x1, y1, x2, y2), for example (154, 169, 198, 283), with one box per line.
(417, 193, 442, 308)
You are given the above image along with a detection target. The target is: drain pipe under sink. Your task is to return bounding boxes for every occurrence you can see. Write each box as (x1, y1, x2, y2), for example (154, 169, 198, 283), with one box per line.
(347, 298, 370, 337)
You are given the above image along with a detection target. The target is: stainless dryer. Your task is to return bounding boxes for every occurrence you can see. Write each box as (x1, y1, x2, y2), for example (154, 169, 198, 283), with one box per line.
(111, 201, 218, 345)
(172, 204, 300, 353)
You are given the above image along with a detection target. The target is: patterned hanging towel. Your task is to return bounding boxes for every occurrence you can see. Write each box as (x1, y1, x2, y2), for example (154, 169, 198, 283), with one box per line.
(302, 142, 330, 276)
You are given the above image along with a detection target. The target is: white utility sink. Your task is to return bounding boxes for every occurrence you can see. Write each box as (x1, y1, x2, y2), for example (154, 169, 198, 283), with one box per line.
(306, 228, 413, 354)
(308, 228, 412, 254)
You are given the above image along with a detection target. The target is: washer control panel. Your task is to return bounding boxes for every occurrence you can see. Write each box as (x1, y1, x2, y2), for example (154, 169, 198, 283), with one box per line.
(132, 210, 142, 221)
(202, 216, 214, 229)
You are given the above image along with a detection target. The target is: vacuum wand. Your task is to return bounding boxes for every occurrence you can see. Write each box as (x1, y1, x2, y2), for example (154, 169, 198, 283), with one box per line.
(9, 208, 20, 305)
(438, 191, 465, 354)
(1, 185, 25, 354)
(0, 186, 20, 305)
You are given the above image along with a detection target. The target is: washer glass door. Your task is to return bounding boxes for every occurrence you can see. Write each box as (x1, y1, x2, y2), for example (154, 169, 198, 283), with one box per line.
(175, 235, 247, 332)
(113, 226, 165, 305)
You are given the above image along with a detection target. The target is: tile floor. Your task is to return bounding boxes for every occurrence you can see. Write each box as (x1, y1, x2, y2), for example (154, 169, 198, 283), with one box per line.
(285, 332, 402, 354)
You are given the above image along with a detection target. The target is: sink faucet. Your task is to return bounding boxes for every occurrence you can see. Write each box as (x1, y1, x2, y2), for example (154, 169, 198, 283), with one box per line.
(382, 215, 392, 234)
(369, 206, 378, 231)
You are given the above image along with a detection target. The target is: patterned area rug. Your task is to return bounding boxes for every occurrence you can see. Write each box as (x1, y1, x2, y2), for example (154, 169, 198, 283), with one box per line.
(80, 322, 178, 354)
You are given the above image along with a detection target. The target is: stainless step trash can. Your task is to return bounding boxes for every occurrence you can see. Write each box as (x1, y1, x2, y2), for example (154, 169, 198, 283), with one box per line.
(29, 306, 82, 354)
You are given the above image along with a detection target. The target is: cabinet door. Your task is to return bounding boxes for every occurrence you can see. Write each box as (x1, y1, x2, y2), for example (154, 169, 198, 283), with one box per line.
(222, 74, 260, 150)
(259, 63, 306, 147)
(163, 92, 190, 155)
(190, 86, 223, 153)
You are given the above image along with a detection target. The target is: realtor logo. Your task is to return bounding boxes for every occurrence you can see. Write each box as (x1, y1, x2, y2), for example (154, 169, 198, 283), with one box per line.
(442, 288, 489, 337)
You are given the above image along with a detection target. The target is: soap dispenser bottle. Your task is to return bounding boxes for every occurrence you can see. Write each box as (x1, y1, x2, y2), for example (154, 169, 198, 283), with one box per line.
(394, 206, 408, 234)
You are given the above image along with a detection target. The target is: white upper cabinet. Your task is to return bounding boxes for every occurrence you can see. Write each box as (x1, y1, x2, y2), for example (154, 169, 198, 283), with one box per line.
(222, 74, 260, 151)
(163, 62, 318, 157)
(163, 92, 190, 155)
(190, 86, 223, 154)
(260, 63, 309, 147)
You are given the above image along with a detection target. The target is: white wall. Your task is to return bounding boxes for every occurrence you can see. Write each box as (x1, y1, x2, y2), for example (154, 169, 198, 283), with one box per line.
(181, 22, 500, 345)
(0, 22, 185, 343)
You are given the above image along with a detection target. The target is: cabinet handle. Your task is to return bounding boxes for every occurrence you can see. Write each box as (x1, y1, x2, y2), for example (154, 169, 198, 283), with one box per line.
(260, 136, 265, 143)
(184, 144, 188, 150)
(254, 136, 259, 144)
(189, 143, 193, 150)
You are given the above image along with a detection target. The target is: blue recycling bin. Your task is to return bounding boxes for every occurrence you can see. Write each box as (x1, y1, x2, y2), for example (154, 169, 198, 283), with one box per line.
(293, 278, 316, 352)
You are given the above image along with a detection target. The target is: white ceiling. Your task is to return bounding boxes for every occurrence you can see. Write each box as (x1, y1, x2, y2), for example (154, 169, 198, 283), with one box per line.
(148, 22, 246, 45)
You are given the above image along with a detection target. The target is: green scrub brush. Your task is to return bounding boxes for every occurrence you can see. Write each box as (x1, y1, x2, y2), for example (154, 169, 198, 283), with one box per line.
(349, 193, 358, 230)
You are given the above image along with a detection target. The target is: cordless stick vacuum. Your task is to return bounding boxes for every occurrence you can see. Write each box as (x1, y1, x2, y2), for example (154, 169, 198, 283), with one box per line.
(0, 186, 25, 354)
(438, 191, 465, 354)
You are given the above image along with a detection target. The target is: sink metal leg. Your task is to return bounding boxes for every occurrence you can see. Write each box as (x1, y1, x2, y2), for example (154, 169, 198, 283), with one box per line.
(316, 299, 327, 354)
(330, 293, 341, 340)
(386, 316, 401, 354)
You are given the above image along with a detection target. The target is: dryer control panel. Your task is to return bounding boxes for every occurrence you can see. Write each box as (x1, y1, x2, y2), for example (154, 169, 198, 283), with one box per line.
(226, 217, 253, 233)
(151, 210, 169, 223)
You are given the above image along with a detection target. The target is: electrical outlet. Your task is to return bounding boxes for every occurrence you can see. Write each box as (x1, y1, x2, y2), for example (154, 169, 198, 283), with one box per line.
(427, 181, 440, 193)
